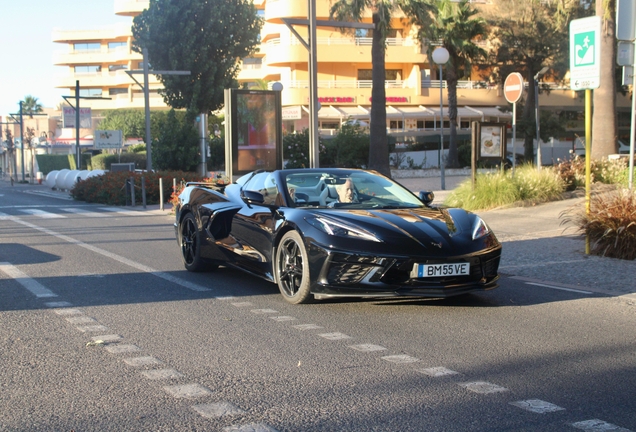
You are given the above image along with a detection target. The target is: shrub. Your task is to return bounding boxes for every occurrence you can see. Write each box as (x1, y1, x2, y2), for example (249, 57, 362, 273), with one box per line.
(445, 164, 565, 211)
(561, 189, 636, 260)
(70, 170, 205, 205)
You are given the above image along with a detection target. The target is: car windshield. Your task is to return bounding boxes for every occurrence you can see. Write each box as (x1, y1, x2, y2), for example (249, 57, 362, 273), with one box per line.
(284, 170, 424, 209)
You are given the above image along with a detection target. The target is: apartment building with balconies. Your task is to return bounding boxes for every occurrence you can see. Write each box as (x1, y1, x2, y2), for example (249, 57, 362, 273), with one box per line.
(238, 0, 631, 143)
(52, 0, 166, 112)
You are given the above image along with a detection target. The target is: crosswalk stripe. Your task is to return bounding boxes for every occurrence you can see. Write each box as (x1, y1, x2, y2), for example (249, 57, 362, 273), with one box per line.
(98, 207, 142, 216)
(0, 262, 58, 298)
(19, 209, 66, 219)
(60, 208, 108, 218)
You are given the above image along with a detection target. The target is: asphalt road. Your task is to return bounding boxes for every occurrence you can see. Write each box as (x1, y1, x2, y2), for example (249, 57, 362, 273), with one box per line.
(1, 182, 635, 432)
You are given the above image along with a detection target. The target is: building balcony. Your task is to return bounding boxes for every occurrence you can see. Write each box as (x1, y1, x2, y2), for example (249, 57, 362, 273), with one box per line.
(54, 70, 161, 89)
(53, 46, 140, 66)
(264, 36, 425, 65)
(52, 22, 133, 43)
(114, 0, 149, 16)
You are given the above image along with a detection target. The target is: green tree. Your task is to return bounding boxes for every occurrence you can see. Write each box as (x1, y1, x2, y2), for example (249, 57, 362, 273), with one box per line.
(409, 0, 486, 168)
(484, 0, 580, 162)
(20, 95, 43, 117)
(330, 1, 424, 177)
(98, 110, 145, 139)
(592, 0, 617, 158)
(131, 0, 262, 115)
(152, 110, 199, 171)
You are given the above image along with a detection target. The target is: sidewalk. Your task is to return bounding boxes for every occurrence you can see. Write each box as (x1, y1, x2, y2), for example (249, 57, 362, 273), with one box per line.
(4, 172, 635, 299)
(397, 173, 636, 299)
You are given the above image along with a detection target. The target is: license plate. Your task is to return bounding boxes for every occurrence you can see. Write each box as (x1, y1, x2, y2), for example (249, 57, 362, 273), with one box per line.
(411, 263, 470, 278)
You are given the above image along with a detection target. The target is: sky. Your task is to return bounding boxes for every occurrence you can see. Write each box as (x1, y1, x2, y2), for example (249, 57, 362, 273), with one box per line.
(0, 0, 132, 116)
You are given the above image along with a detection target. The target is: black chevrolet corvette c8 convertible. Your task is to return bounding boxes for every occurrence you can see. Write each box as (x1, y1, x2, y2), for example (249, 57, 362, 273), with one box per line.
(174, 168, 501, 304)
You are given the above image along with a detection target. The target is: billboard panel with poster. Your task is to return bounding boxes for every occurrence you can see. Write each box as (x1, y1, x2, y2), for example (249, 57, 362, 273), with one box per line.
(224, 89, 283, 177)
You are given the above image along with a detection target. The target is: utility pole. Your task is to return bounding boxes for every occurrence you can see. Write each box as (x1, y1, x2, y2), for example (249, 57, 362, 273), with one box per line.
(126, 48, 190, 172)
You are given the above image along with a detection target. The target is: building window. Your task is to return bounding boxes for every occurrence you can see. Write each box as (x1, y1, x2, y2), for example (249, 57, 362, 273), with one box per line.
(320, 122, 339, 130)
(79, 89, 103, 97)
(389, 120, 403, 130)
(109, 88, 128, 96)
(74, 65, 101, 73)
(74, 42, 101, 51)
(109, 64, 128, 72)
(357, 69, 402, 80)
(108, 41, 126, 50)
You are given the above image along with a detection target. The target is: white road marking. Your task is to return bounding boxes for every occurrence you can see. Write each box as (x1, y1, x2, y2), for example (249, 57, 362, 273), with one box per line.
(0, 212, 9, 219)
(251, 308, 278, 314)
(381, 354, 420, 364)
(77, 325, 109, 333)
(53, 308, 83, 316)
(192, 402, 246, 418)
(105, 344, 141, 354)
(459, 381, 508, 394)
(2, 215, 211, 292)
(525, 282, 592, 294)
(45, 301, 73, 308)
(293, 324, 323, 331)
(141, 369, 183, 380)
(223, 424, 279, 432)
(66, 316, 97, 324)
(270, 316, 296, 322)
(416, 367, 459, 377)
(349, 344, 387, 352)
(318, 332, 352, 341)
(123, 356, 163, 367)
(163, 383, 212, 399)
(571, 419, 631, 431)
(19, 209, 65, 218)
(60, 208, 108, 218)
(91, 334, 123, 343)
(0, 262, 58, 298)
(98, 207, 143, 216)
(510, 399, 565, 414)
(231, 301, 254, 307)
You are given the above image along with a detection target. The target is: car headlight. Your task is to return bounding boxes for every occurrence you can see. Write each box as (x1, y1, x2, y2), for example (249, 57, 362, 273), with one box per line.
(307, 216, 382, 242)
(472, 217, 490, 240)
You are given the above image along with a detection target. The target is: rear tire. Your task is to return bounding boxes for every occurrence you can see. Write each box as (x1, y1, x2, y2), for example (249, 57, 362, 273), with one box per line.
(180, 213, 206, 272)
(275, 231, 313, 304)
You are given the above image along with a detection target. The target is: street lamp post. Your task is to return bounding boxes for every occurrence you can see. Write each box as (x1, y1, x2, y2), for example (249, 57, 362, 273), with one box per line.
(534, 66, 549, 170)
(432, 47, 450, 191)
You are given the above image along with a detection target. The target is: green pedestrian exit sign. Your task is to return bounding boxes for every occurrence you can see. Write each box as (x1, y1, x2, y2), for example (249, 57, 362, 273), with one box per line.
(570, 16, 601, 90)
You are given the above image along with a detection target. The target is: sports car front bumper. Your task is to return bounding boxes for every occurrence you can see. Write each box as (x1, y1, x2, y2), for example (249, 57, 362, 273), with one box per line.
(307, 242, 501, 299)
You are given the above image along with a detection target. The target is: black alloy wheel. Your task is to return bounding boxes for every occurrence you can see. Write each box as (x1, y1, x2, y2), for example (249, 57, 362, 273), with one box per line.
(276, 231, 312, 304)
(180, 213, 205, 272)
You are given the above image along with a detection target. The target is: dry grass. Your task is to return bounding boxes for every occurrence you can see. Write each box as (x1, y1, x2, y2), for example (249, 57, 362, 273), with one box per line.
(561, 189, 636, 260)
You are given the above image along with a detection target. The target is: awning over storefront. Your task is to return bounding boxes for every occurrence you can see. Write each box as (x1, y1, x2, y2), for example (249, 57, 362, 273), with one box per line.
(306, 105, 512, 122)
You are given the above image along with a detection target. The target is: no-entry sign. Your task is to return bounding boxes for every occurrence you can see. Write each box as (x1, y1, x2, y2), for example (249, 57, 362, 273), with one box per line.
(504, 73, 524, 104)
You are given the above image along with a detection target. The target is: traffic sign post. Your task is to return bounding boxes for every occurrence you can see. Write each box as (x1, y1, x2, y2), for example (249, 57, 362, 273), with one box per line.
(504, 72, 524, 175)
(570, 16, 601, 255)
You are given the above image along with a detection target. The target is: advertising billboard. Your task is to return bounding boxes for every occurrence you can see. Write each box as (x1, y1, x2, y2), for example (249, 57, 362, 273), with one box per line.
(225, 89, 283, 177)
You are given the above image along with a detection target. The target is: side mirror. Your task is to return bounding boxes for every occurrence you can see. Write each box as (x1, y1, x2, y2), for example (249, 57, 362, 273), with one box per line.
(241, 190, 265, 205)
(418, 191, 435, 205)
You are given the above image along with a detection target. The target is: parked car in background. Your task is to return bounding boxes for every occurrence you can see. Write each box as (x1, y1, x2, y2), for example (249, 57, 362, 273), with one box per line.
(571, 138, 631, 157)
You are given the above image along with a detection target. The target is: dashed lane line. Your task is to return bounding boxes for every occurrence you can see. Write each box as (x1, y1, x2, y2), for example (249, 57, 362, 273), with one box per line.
(524, 281, 592, 295)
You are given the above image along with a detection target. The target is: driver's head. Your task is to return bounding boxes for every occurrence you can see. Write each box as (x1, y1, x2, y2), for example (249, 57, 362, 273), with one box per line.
(338, 178, 356, 202)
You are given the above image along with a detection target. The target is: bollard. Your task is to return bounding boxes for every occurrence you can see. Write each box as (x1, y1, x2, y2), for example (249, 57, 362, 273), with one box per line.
(159, 178, 164, 211)
(141, 176, 147, 209)
(130, 176, 136, 207)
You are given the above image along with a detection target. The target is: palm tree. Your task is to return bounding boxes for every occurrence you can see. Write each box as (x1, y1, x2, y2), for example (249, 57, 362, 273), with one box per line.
(592, 0, 617, 158)
(330, 1, 426, 177)
(409, 0, 486, 168)
(20, 95, 43, 118)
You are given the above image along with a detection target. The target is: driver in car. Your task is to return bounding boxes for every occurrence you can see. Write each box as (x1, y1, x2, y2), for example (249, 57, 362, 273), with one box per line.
(337, 178, 357, 203)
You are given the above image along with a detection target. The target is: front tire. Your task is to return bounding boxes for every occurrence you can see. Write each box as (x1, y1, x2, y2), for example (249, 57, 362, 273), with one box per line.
(275, 231, 312, 304)
(180, 213, 206, 272)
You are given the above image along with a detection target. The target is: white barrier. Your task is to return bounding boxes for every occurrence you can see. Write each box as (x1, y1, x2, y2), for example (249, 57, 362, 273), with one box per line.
(45, 169, 106, 191)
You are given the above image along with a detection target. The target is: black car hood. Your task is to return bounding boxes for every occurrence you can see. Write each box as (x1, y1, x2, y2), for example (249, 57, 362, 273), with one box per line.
(308, 206, 481, 251)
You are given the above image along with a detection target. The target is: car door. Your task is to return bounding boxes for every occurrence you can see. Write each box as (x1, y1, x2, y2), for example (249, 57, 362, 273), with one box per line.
(230, 172, 285, 280)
